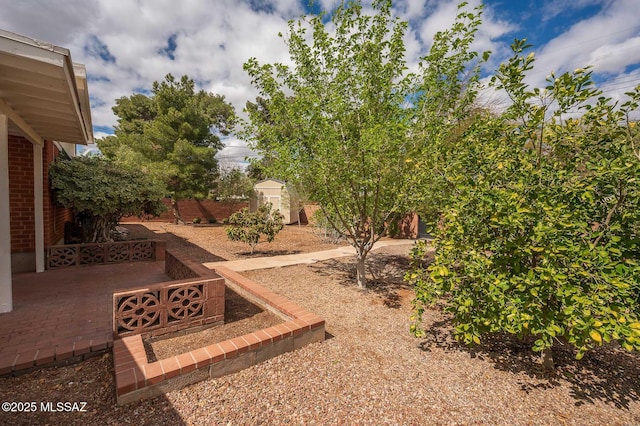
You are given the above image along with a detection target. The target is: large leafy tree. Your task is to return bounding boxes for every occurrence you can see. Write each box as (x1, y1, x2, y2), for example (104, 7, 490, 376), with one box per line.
(243, 97, 278, 181)
(212, 167, 255, 211)
(50, 156, 166, 243)
(407, 39, 640, 366)
(243, 0, 485, 288)
(98, 74, 235, 223)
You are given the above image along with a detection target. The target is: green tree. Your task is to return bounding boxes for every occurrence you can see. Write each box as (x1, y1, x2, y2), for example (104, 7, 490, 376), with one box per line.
(225, 203, 284, 254)
(97, 74, 235, 223)
(243, 1, 485, 288)
(212, 167, 255, 210)
(50, 156, 166, 243)
(245, 161, 268, 181)
(244, 97, 278, 181)
(407, 39, 640, 367)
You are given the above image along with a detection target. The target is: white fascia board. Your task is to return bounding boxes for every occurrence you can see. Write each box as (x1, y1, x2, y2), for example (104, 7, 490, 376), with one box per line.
(1, 29, 93, 146)
(55, 141, 77, 157)
(0, 30, 66, 68)
(61, 60, 90, 145)
(72, 63, 94, 143)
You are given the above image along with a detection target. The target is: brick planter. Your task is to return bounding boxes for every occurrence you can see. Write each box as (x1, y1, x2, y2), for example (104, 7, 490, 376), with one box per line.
(113, 265, 325, 404)
(113, 249, 226, 339)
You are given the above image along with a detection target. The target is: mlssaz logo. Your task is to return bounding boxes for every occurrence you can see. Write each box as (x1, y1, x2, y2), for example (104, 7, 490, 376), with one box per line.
(40, 402, 88, 412)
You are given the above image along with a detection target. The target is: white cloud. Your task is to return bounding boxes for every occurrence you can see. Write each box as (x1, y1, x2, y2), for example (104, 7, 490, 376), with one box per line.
(525, 0, 640, 87)
(411, 0, 515, 68)
(540, 0, 606, 22)
(0, 0, 100, 45)
(315, 0, 342, 13)
(589, 36, 640, 74)
(2, 0, 299, 130)
(1, 0, 638, 167)
(394, 0, 428, 21)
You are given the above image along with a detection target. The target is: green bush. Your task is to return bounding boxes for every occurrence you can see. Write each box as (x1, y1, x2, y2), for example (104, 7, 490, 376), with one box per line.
(225, 203, 284, 254)
(50, 156, 166, 243)
(406, 40, 640, 365)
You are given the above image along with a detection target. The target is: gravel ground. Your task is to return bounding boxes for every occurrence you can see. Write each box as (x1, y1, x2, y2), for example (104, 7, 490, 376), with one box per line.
(1, 224, 639, 425)
(147, 288, 283, 361)
(124, 222, 342, 263)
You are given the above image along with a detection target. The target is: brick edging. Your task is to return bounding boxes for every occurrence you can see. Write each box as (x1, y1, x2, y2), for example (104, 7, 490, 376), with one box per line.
(0, 335, 113, 376)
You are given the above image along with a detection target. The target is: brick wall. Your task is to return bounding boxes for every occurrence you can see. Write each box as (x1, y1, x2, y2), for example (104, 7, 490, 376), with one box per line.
(122, 199, 248, 223)
(8, 135, 35, 253)
(43, 142, 72, 246)
(8, 136, 73, 254)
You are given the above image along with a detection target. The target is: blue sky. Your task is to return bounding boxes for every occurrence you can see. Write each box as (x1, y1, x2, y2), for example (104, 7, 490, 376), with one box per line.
(0, 0, 638, 164)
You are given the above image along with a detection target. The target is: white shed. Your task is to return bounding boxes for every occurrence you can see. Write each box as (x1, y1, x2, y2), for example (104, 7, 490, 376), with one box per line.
(250, 179, 300, 225)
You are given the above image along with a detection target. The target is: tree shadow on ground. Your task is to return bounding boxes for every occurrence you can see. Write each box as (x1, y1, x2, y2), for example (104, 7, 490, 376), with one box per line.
(419, 312, 640, 409)
(144, 288, 269, 362)
(236, 249, 303, 257)
(123, 224, 226, 263)
(224, 288, 265, 322)
(310, 250, 413, 309)
(0, 354, 188, 426)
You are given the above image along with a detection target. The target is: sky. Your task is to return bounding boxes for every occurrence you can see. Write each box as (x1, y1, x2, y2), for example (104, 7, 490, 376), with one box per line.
(1, 0, 639, 165)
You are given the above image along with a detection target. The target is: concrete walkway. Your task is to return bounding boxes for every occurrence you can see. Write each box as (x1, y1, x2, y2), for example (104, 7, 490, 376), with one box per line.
(203, 239, 416, 272)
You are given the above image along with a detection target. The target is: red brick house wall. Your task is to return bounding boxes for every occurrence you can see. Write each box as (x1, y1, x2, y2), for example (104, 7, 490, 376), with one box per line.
(43, 141, 72, 246)
(8, 135, 35, 253)
(8, 135, 72, 263)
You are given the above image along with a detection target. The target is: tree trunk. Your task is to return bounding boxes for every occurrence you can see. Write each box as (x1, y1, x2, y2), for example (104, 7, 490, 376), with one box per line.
(541, 347, 555, 370)
(355, 253, 367, 289)
(171, 199, 185, 225)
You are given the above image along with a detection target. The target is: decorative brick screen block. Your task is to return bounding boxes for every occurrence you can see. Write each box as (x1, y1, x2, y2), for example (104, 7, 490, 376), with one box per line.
(116, 290, 162, 333)
(113, 277, 225, 338)
(47, 240, 164, 269)
(79, 244, 105, 265)
(131, 241, 154, 261)
(48, 246, 77, 268)
(165, 250, 199, 280)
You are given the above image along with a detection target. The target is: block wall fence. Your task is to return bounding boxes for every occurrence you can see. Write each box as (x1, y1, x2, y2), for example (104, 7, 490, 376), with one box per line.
(121, 199, 248, 223)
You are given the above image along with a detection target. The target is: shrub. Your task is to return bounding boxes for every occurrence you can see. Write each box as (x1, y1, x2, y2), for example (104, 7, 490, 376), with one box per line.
(50, 156, 166, 243)
(406, 40, 640, 366)
(225, 203, 284, 254)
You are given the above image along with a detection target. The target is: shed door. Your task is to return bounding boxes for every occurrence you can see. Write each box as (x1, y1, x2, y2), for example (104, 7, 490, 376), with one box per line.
(265, 195, 281, 210)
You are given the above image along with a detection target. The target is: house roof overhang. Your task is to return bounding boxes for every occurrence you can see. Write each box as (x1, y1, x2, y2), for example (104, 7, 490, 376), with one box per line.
(0, 29, 93, 146)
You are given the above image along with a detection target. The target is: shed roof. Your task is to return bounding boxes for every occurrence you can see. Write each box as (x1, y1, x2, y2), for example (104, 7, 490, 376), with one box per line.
(0, 29, 93, 146)
(254, 178, 287, 187)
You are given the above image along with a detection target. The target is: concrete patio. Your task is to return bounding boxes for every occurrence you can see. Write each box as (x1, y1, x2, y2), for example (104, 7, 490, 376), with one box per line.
(0, 261, 168, 375)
